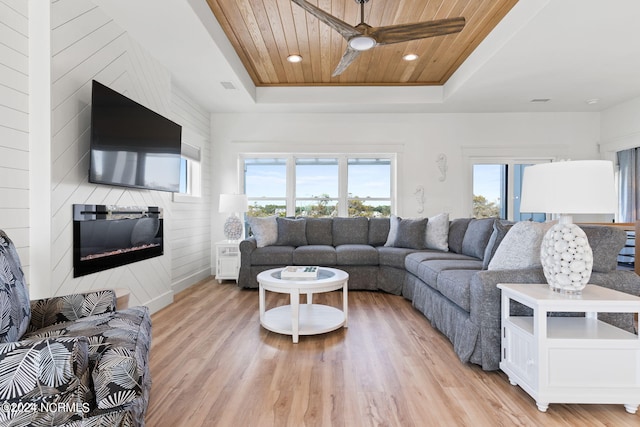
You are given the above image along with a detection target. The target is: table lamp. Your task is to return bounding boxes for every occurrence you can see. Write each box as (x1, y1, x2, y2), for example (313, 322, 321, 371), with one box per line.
(219, 193, 248, 241)
(520, 160, 617, 294)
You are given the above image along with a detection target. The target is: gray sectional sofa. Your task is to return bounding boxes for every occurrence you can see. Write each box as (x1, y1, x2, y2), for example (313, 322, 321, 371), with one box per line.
(239, 216, 640, 370)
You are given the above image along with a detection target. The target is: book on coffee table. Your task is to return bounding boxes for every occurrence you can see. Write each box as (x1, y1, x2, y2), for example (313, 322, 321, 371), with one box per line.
(281, 266, 319, 279)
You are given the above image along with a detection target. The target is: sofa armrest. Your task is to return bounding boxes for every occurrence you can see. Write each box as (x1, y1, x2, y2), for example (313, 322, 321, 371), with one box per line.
(0, 337, 89, 408)
(238, 238, 258, 287)
(469, 268, 546, 370)
(29, 290, 117, 331)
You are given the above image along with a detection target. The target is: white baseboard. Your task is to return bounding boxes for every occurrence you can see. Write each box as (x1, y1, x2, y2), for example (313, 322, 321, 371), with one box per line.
(171, 268, 212, 294)
(144, 290, 174, 315)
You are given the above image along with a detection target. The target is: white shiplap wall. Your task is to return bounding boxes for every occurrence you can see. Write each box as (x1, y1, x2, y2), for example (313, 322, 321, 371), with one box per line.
(0, 0, 29, 270)
(35, 0, 211, 312)
(170, 84, 212, 292)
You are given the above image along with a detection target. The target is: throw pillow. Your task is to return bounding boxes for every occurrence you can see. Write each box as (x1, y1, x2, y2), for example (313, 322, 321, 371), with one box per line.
(482, 220, 513, 269)
(425, 212, 449, 251)
(461, 218, 496, 259)
(488, 221, 553, 270)
(276, 217, 307, 247)
(247, 216, 277, 248)
(384, 215, 400, 247)
(395, 217, 428, 249)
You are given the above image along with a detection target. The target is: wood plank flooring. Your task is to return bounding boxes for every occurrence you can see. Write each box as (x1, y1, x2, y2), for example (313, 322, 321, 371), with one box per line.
(146, 278, 639, 426)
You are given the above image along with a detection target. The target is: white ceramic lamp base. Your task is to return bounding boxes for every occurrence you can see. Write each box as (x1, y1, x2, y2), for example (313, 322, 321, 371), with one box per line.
(540, 216, 593, 295)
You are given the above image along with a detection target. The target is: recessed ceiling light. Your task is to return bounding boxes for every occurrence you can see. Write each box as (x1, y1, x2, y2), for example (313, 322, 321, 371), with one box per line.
(287, 54, 303, 63)
(586, 98, 599, 105)
(403, 54, 419, 61)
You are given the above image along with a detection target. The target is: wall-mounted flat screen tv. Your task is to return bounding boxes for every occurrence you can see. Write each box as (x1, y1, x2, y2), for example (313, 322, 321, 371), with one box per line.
(89, 80, 182, 193)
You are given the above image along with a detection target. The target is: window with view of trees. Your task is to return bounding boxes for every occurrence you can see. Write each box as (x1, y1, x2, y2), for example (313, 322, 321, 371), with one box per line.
(242, 155, 394, 218)
(472, 160, 548, 221)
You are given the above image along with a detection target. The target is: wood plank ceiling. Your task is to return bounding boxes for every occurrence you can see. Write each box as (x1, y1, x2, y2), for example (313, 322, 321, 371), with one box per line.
(206, 0, 518, 86)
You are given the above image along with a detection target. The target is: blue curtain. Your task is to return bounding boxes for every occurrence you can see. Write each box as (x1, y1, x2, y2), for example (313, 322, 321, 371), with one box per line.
(617, 148, 640, 222)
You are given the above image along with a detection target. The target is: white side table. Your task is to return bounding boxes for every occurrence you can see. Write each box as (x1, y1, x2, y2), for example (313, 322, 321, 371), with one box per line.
(498, 283, 640, 414)
(215, 240, 241, 283)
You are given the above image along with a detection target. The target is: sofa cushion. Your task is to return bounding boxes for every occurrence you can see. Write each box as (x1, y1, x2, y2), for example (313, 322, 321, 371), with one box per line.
(369, 217, 390, 246)
(448, 218, 472, 254)
(394, 218, 428, 249)
(461, 218, 495, 259)
(436, 270, 477, 312)
(415, 259, 483, 287)
(482, 221, 514, 269)
(276, 217, 307, 247)
(293, 245, 337, 265)
(404, 251, 478, 276)
(581, 225, 626, 272)
(377, 246, 416, 269)
(488, 221, 552, 270)
(336, 244, 378, 265)
(425, 212, 449, 251)
(0, 230, 31, 343)
(247, 216, 278, 247)
(305, 218, 333, 245)
(333, 217, 369, 246)
(251, 246, 294, 265)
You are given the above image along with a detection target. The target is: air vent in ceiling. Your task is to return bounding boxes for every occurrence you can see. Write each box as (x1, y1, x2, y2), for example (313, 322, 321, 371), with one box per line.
(220, 81, 236, 90)
(530, 98, 550, 103)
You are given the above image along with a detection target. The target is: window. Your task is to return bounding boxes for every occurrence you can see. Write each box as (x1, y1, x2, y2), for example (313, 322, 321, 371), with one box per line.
(244, 158, 287, 217)
(178, 143, 201, 197)
(472, 160, 548, 221)
(242, 155, 394, 218)
(348, 158, 391, 217)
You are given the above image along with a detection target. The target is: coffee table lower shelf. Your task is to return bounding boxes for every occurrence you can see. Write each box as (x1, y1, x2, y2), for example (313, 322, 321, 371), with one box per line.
(261, 304, 346, 339)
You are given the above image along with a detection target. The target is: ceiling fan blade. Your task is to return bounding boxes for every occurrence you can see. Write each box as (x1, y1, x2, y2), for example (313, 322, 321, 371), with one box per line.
(331, 46, 361, 77)
(370, 17, 466, 45)
(291, 0, 361, 39)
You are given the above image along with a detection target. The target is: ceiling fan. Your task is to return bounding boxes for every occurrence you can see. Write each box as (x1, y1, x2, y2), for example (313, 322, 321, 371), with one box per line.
(291, 0, 466, 77)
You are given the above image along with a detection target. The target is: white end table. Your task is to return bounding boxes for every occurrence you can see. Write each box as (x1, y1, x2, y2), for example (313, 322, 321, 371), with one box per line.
(257, 267, 348, 343)
(215, 240, 240, 283)
(498, 283, 640, 414)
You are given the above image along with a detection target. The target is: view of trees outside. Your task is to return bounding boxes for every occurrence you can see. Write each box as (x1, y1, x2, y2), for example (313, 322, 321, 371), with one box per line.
(244, 156, 392, 218)
(473, 194, 500, 218)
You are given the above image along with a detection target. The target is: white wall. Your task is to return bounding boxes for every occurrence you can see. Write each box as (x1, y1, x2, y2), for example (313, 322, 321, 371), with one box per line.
(211, 111, 601, 237)
(600, 96, 640, 157)
(0, 0, 214, 312)
(0, 0, 29, 275)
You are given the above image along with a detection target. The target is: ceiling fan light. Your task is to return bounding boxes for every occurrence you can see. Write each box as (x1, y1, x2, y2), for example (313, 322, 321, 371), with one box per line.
(349, 36, 376, 51)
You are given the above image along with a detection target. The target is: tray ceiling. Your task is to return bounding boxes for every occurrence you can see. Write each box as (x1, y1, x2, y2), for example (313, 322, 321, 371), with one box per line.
(205, 0, 518, 86)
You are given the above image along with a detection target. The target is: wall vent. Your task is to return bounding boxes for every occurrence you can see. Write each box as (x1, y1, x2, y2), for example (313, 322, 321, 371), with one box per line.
(220, 81, 237, 90)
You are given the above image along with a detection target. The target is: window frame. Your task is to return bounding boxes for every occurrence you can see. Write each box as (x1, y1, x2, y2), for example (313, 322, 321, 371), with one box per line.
(240, 153, 396, 217)
(470, 156, 552, 221)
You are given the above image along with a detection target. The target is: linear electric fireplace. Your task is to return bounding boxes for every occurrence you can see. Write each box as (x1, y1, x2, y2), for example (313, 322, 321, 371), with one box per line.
(73, 204, 163, 277)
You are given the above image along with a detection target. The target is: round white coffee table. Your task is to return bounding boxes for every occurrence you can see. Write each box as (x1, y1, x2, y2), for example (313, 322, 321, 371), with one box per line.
(257, 267, 349, 343)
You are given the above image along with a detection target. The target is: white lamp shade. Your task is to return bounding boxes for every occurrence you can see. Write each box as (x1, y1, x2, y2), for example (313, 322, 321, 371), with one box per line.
(520, 160, 616, 214)
(218, 193, 248, 213)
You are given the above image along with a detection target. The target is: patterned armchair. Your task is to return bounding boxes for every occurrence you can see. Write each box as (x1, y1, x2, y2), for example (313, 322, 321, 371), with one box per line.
(0, 230, 152, 427)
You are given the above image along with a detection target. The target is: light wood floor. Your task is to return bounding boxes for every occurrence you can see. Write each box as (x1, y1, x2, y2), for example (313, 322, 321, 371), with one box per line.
(146, 278, 639, 426)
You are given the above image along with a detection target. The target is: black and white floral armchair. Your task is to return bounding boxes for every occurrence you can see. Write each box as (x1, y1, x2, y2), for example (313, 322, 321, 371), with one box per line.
(0, 230, 152, 427)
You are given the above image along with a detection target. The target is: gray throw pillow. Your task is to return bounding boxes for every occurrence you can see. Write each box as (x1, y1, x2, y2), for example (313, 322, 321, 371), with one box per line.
(482, 220, 513, 269)
(247, 216, 278, 248)
(394, 217, 428, 249)
(276, 217, 307, 247)
(488, 221, 552, 270)
(425, 212, 449, 251)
